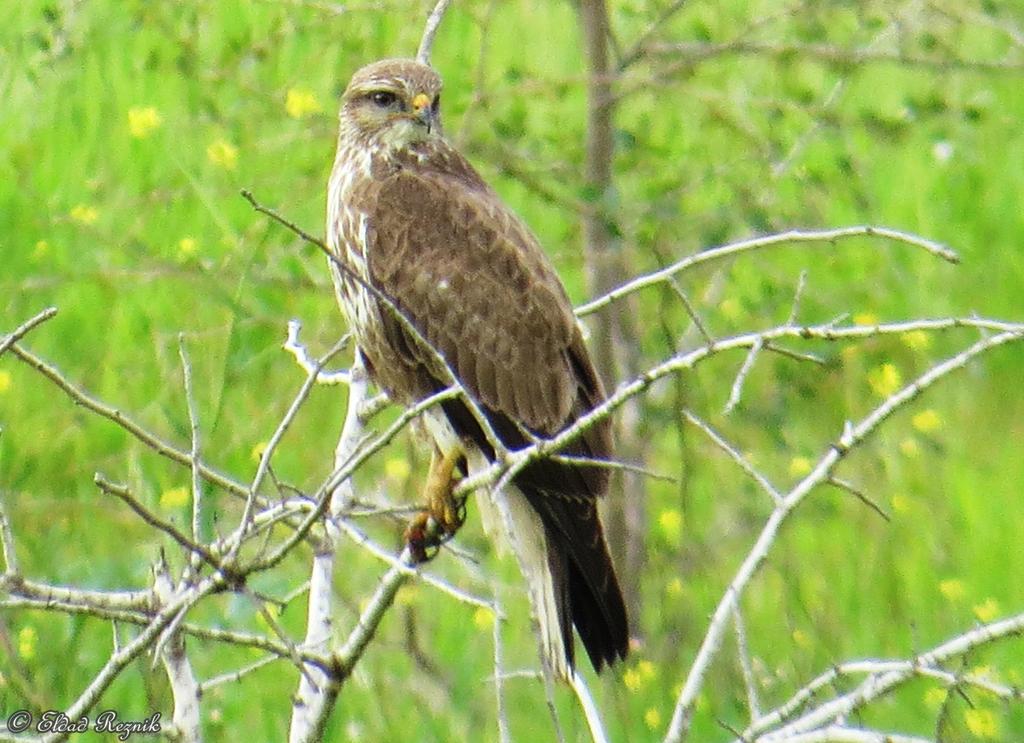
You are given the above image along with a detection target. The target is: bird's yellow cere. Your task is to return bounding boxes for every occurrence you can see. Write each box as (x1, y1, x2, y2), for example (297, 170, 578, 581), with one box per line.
(412, 92, 431, 111)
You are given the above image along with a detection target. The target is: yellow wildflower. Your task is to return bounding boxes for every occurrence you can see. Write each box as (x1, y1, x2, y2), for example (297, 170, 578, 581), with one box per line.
(251, 441, 268, 463)
(70, 204, 99, 225)
(719, 298, 741, 321)
(207, 139, 239, 170)
(791, 629, 811, 649)
(853, 312, 878, 326)
(788, 456, 812, 477)
(912, 409, 942, 434)
(867, 363, 902, 397)
(923, 686, 947, 710)
(127, 106, 162, 138)
(473, 606, 494, 631)
(666, 577, 684, 597)
(33, 239, 49, 259)
(891, 494, 911, 514)
(899, 438, 920, 458)
(901, 330, 932, 351)
(255, 603, 281, 632)
(964, 708, 999, 739)
(970, 665, 998, 683)
(637, 659, 656, 681)
(938, 578, 965, 603)
(0, 370, 11, 394)
(623, 667, 643, 692)
(395, 585, 418, 606)
(644, 707, 661, 730)
(18, 626, 37, 660)
(178, 237, 197, 257)
(159, 486, 190, 510)
(658, 509, 683, 546)
(384, 457, 411, 483)
(285, 88, 323, 119)
(973, 597, 1000, 622)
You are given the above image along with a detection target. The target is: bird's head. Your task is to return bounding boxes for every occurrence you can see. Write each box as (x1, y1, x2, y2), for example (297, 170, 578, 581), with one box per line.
(338, 59, 443, 153)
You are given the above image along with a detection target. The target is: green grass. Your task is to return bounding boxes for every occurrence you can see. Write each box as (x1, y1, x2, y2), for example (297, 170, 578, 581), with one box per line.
(2, 1, 1023, 740)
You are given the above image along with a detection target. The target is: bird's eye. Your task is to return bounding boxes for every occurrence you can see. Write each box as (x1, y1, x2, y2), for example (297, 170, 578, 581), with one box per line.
(369, 91, 398, 108)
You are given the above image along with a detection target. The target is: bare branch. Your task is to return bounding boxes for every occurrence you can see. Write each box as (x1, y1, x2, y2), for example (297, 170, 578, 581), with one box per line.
(93, 474, 224, 572)
(200, 654, 279, 692)
(576, 226, 959, 318)
(748, 613, 1024, 740)
(154, 563, 201, 742)
(283, 320, 352, 385)
(337, 520, 493, 609)
(0, 501, 21, 576)
(569, 670, 611, 743)
(10, 343, 250, 500)
(56, 577, 222, 735)
(733, 607, 762, 723)
(240, 189, 328, 251)
(178, 336, 204, 562)
(723, 338, 764, 415)
(826, 477, 890, 522)
(491, 592, 511, 743)
(663, 327, 1024, 741)
(2, 577, 152, 613)
(618, 0, 688, 71)
(334, 546, 416, 671)
(646, 39, 1024, 74)
(416, 0, 452, 66)
(289, 352, 370, 742)
(683, 410, 781, 505)
(0, 307, 58, 359)
(233, 335, 348, 558)
(759, 729, 934, 743)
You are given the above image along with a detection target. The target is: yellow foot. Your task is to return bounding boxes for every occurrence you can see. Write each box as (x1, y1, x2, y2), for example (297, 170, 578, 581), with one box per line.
(404, 447, 466, 563)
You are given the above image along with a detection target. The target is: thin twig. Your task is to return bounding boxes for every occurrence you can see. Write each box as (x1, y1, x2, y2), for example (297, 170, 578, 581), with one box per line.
(416, 0, 452, 66)
(178, 336, 204, 561)
(646, 39, 1024, 74)
(11, 343, 251, 500)
(733, 607, 762, 723)
(491, 592, 511, 743)
(283, 320, 352, 385)
(576, 226, 959, 318)
(200, 654, 280, 692)
(0, 307, 58, 359)
(232, 335, 348, 559)
(569, 670, 610, 743)
(94, 474, 225, 572)
(826, 477, 890, 522)
(723, 338, 764, 414)
(0, 501, 20, 575)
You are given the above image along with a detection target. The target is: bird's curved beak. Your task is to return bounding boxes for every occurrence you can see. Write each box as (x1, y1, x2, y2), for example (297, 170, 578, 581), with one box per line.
(412, 92, 434, 133)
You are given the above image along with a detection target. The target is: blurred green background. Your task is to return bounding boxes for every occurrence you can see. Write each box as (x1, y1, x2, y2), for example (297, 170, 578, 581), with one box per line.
(1, 0, 1022, 740)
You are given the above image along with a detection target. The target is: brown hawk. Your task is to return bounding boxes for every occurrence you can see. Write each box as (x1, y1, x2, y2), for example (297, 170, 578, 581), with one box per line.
(326, 58, 628, 678)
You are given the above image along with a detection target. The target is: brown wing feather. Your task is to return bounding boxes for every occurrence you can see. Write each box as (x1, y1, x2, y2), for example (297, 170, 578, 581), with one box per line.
(360, 165, 577, 433)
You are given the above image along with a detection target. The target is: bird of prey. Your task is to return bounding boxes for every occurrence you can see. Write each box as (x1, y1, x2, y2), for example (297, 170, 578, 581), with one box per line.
(326, 58, 628, 679)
